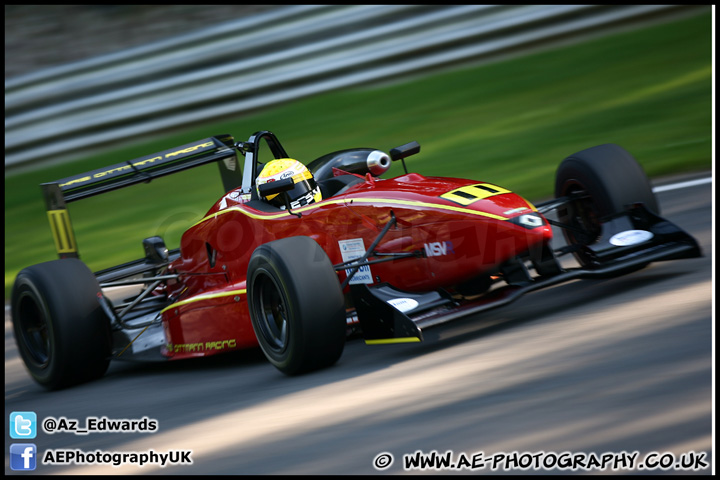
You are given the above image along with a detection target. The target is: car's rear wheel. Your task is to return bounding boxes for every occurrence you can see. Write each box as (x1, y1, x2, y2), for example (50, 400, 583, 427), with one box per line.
(11, 259, 112, 389)
(247, 236, 346, 375)
(554, 143, 658, 270)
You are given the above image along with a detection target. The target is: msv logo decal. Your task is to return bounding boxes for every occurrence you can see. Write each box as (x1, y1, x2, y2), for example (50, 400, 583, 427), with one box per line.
(424, 241, 455, 257)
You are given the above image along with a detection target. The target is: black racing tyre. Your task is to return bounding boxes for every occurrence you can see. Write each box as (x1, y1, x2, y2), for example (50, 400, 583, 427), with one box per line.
(11, 258, 112, 389)
(554, 143, 658, 268)
(247, 236, 346, 375)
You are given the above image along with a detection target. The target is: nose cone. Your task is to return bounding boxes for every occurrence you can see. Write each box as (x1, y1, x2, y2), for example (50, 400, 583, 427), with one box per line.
(506, 210, 553, 242)
(446, 183, 554, 253)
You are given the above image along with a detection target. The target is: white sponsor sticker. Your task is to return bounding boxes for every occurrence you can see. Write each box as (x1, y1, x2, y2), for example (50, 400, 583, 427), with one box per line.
(339, 238, 373, 285)
(609, 229, 654, 246)
(218, 190, 249, 210)
(387, 298, 419, 313)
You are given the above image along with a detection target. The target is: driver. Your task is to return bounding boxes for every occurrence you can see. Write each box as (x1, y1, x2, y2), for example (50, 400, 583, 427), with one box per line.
(256, 158, 322, 209)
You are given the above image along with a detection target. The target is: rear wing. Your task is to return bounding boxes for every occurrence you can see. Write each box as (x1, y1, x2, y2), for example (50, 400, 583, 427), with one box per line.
(42, 135, 241, 258)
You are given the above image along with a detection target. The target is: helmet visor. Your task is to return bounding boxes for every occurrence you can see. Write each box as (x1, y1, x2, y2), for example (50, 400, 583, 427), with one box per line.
(266, 178, 321, 209)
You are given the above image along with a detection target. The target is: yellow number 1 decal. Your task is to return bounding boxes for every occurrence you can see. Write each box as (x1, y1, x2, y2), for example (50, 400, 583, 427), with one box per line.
(440, 183, 512, 206)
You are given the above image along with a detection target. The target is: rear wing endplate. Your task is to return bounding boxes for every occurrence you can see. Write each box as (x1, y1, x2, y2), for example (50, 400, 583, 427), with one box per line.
(42, 135, 240, 258)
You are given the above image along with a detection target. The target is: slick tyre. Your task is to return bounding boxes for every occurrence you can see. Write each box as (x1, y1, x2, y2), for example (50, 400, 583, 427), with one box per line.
(555, 143, 658, 269)
(11, 259, 112, 389)
(247, 236, 346, 375)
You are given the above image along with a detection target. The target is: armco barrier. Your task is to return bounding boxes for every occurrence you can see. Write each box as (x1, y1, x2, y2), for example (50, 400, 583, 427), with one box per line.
(4, 4, 700, 171)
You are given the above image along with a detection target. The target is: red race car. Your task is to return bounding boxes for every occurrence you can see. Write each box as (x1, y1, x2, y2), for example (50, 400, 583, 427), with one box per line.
(11, 131, 701, 389)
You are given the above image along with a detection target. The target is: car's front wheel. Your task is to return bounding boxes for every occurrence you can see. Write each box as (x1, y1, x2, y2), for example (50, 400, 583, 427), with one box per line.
(247, 236, 346, 375)
(554, 143, 658, 270)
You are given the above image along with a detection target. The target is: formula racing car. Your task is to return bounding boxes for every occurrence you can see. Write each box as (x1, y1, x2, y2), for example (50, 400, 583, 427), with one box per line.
(11, 131, 701, 389)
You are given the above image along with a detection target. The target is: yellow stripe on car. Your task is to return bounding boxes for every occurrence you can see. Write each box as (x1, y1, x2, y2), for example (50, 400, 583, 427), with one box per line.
(161, 288, 247, 314)
(191, 196, 507, 228)
(365, 337, 422, 345)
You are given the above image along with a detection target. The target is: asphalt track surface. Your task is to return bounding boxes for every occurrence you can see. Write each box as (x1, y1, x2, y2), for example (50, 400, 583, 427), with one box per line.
(5, 172, 713, 475)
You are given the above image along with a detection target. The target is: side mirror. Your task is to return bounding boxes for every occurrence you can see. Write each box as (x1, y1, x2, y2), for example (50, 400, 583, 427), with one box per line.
(390, 141, 420, 161)
(143, 236, 169, 263)
(389, 141, 420, 174)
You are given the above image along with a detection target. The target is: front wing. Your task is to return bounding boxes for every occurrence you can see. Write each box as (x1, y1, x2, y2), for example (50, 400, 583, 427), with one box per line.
(350, 204, 701, 343)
